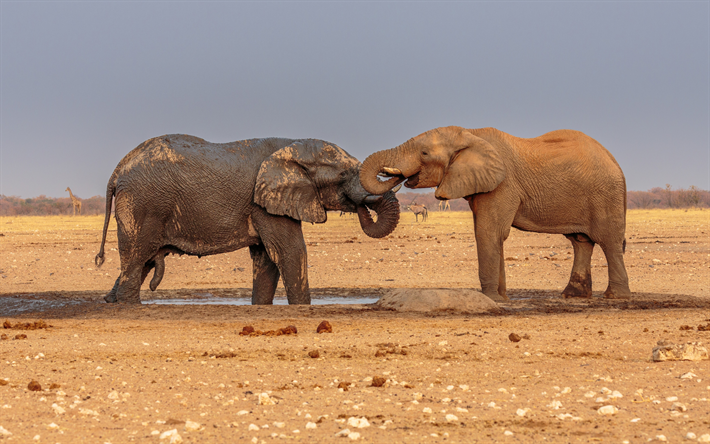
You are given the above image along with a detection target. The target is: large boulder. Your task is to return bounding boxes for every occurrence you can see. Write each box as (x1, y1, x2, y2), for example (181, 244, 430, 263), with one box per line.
(375, 288, 500, 313)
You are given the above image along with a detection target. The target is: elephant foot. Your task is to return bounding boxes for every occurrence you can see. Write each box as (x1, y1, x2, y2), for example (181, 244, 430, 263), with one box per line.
(603, 288, 631, 300)
(104, 293, 117, 303)
(482, 291, 508, 303)
(562, 272, 592, 298)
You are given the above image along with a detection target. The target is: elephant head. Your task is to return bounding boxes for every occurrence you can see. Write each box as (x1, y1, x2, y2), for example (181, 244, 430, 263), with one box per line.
(254, 139, 400, 238)
(359, 126, 507, 200)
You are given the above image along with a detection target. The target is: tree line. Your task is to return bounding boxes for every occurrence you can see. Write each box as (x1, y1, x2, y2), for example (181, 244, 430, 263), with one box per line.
(1, 185, 708, 216)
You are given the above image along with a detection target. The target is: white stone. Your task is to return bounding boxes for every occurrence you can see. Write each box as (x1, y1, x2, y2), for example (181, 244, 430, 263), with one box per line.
(504, 430, 514, 436)
(597, 405, 618, 415)
(248, 424, 259, 431)
(347, 417, 370, 428)
(547, 400, 562, 409)
(698, 434, 710, 443)
(516, 408, 530, 417)
(335, 428, 351, 437)
(680, 372, 698, 379)
(0, 426, 11, 436)
(237, 410, 249, 415)
(375, 288, 501, 312)
(184, 421, 200, 431)
(51, 404, 65, 415)
(656, 435, 667, 442)
(160, 429, 183, 443)
(671, 402, 687, 412)
(422, 407, 432, 414)
(306, 422, 317, 429)
(348, 432, 361, 440)
(686, 432, 697, 440)
(665, 396, 678, 402)
(107, 391, 119, 400)
(273, 422, 285, 429)
(258, 393, 276, 405)
(445, 414, 458, 422)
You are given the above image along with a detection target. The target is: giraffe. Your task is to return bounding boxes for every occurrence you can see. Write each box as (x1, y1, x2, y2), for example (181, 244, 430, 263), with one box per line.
(65, 187, 82, 216)
(438, 200, 450, 211)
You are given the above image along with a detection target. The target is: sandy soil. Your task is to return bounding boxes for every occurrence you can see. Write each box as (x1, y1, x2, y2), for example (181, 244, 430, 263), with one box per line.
(0, 209, 709, 443)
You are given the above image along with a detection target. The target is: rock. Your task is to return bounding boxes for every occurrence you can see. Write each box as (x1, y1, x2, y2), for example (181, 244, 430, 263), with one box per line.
(239, 326, 255, 336)
(316, 321, 332, 334)
(258, 393, 276, 405)
(308, 350, 320, 359)
(347, 417, 370, 428)
(375, 289, 500, 313)
(184, 420, 200, 431)
(371, 376, 386, 387)
(0, 426, 11, 436)
(652, 341, 709, 361)
(597, 405, 618, 415)
(509, 333, 521, 342)
(27, 380, 41, 391)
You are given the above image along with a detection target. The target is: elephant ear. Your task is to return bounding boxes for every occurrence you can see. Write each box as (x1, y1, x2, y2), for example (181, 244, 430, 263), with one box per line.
(435, 132, 506, 200)
(254, 141, 327, 223)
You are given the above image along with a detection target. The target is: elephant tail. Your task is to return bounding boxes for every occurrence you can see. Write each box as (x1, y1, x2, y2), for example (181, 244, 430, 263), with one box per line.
(95, 173, 117, 268)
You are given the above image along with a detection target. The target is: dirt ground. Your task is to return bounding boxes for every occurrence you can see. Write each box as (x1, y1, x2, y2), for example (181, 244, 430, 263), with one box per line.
(0, 209, 709, 443)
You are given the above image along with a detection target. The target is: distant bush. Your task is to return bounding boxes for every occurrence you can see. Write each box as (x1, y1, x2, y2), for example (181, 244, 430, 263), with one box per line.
(1, 185, 707, 216)
(627, 185, 709, 209)
(0, 195, 106, 216)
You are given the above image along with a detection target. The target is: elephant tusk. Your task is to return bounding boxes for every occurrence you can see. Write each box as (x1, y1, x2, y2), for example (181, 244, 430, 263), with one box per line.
(392, 184, 402, 193)
(381, 167, 402, 176)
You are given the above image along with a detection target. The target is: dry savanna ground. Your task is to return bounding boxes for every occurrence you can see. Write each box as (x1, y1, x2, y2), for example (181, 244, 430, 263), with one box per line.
(0, 209, 709, 443)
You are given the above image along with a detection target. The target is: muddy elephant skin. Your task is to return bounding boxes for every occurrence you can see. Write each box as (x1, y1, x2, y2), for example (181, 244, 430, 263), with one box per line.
(95, 135, 399, 305)
(360, 126, 630, 302)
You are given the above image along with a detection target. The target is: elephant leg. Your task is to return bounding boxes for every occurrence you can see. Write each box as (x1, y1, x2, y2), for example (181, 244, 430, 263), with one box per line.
(249, 243, 280, 305)
(497, 245, 507, 299)
(471, 195, 517, 302)
(104, 277, 120, 303)
(252, 210, 311, 305)
(111, 216, 164, 304)
(599, 239, 631, 299)
(562, 234, 594, 298)
(474, 227, 508, 302)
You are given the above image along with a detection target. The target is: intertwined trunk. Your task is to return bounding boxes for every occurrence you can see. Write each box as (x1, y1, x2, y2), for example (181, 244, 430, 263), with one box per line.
(357, 191, 400, 238)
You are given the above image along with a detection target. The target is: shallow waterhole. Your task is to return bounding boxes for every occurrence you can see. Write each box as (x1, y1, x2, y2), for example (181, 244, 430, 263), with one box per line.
(0, 295, 380, 316)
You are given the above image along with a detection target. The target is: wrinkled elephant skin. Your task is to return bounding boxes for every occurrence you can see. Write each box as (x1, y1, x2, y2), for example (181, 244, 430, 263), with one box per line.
(96, 135, 399, 305)
(360, 126, 631, 302)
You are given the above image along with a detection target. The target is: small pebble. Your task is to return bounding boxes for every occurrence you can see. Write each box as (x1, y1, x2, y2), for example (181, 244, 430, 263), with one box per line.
(597, 405, 618, 415)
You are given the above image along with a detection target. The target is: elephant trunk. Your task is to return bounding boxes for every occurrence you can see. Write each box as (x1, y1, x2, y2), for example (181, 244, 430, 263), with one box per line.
(357, 191, 400, 239)
(359, 142, 417, 195)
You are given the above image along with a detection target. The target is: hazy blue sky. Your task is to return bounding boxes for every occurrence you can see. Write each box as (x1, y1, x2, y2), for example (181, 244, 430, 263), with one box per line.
(1, 1, 708, 198)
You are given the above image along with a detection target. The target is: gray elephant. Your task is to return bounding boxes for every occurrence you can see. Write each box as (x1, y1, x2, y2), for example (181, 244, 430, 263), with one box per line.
(95, 134, 400, 305)
(359, 126, 630, 302)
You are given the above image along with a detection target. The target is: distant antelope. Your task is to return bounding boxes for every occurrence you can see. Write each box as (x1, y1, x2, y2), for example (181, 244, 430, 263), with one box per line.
(409, 204, 428, 222)
(65, 187, 82, 216)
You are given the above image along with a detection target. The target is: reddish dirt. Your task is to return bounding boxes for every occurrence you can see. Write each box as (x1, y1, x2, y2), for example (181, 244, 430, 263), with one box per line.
(0, 210, 708, 443)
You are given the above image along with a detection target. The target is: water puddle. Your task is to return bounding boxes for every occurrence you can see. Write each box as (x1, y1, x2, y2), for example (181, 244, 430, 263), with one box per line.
(0, 295, 380, 316)
(0, 297, 83, 316)
(144, 296, 379, 306)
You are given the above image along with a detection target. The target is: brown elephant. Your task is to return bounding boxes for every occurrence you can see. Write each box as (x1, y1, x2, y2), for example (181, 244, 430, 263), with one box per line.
(360, 126, 631, 302)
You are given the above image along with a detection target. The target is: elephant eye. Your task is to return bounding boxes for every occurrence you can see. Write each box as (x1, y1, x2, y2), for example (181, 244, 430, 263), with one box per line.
(422, 151, 429, 156)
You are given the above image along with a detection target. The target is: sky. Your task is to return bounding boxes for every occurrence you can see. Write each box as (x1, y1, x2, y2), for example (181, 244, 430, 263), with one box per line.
(1, 1, 708, 199)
